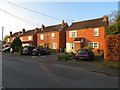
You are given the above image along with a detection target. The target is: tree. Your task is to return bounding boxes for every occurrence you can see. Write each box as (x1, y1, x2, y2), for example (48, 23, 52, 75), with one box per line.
(10, 36, 22, 53)
(3, 35, 9, 41)
(105, 15, 120, 35)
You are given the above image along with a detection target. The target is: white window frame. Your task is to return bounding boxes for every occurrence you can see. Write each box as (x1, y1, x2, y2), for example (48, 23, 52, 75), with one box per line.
(28, 36, 32, 40)
(51, 33, 55, 39)
(40, 34, 44, 40)
(93, 28, 99, 36)
(89, 42, 99, 48)
(52, 43, 57, 49)
(69, 30, 77, 38)
(7, 38, 10, 42)
(70, 43, 74, 50)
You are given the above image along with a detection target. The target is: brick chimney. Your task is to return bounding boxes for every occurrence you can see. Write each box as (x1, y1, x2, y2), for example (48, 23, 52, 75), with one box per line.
(61, 20, 65, 27)
(18, 31, 22, 36)
(22, 28, 25, 34)
(103, 15, 108, 22)
(41, 24, 45, 31)
(35, 28, 38, 33)
(10, 31, 12, 36)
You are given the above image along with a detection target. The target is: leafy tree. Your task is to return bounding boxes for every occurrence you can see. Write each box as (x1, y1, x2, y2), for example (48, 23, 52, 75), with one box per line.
(105, 15, 120, 35)
(10, 36, 22, 53)
(4, 35, 9, 41)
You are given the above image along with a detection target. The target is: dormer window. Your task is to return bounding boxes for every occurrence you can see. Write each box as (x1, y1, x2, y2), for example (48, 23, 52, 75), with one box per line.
(93, 28, 99, 36)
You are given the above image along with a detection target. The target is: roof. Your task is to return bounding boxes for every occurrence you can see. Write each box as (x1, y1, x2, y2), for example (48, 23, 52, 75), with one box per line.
(19, 29, 36, 37)
(74, 38, 83, 41)
(67, 17, 108, 30)
(8, 32, 21, 38)
(38, 23, 67, 33)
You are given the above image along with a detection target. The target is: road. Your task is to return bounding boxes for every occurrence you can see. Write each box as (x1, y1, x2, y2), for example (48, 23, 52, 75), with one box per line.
(2, 53, 118, 88)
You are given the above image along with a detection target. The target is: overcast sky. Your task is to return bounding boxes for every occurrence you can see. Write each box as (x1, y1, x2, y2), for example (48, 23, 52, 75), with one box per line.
(0, 0, 119, 40)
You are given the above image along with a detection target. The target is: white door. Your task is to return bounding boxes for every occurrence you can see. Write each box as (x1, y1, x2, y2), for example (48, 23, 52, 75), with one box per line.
(66, 43, 74, 53)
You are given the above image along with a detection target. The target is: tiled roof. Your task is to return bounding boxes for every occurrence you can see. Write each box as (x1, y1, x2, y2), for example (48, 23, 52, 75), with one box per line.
(38, 23, 67, 33)
(19, 29, 36, 37)
(67, 17, 108, 30)
(8, 32, 22, 38)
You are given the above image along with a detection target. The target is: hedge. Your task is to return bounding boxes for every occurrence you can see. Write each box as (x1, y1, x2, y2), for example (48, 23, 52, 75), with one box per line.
(104, 34, 120, 61)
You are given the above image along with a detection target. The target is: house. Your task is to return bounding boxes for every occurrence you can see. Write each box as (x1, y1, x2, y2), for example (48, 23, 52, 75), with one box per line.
(19, 28, 38, 47)
(37, 20, 68, 52)
(66, 16, 108, 53)
(5, 31, 22, 47)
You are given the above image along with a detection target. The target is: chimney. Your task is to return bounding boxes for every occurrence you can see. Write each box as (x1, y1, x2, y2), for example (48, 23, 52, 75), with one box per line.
(103, 15, 108, 22)
(41, 24, 45, 30)
(10, 31, 12, 36)
(22, 28, 25, 34)
(35, 28, 39, 33)
(61, 20, 65, 28)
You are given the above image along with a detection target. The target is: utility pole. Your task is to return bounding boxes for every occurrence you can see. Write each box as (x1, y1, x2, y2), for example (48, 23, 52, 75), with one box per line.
(2, 27, 4, 50)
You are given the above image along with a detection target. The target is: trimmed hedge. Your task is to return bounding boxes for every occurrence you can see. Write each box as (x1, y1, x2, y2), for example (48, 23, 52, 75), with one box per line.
(104, 34, 120, 61)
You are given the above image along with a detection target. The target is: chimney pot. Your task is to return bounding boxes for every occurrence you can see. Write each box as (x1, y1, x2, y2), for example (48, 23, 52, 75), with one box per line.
(10, 31, 12, 36)
(103, 15, 108, 21)
(41, 24, 45, 30)
(61, 20, 65, 27)
(22, 28, 25, 34)
(35, 28, 38, 33)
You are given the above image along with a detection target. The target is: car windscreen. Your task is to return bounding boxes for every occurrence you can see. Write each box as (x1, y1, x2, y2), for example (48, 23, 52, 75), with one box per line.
(77, 49, 87, 54)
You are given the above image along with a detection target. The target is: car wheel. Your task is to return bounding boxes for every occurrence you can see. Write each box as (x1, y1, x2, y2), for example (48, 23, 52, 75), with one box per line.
(32, 52, 36, 56)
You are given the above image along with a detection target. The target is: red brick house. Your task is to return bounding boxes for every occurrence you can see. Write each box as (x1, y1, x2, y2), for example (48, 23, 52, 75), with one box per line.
(5, 31, 22, 47)
(66, 16, 108, 53)
(19, 28, 38, 47)
(37, 20, 68, 51)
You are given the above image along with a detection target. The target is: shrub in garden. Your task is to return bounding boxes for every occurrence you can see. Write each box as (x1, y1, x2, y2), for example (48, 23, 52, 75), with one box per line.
(10, 36, 22, 54)
(57, 53, 75, 61)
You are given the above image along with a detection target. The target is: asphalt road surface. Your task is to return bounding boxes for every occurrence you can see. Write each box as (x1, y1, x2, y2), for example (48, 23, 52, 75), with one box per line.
(2, 53, 118, 88)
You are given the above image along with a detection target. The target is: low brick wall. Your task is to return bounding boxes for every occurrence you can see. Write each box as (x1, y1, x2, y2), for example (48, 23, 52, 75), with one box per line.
(104, 34, 120, 61)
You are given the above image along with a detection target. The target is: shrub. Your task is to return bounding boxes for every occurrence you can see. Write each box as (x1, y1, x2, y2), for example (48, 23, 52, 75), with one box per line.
(58, 53, 75, 61)
(104, 34, 120, 61)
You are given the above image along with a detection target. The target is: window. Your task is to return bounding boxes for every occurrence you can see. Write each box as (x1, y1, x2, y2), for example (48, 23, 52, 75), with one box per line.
(28, 36, 32, 40)
(93, 28, 99, 36)
(70, 43, 74, 49)
(20, 37, 23, 41)
(69, 31, 77, 37)
(52, 43, 57, 49)
(40, 34, 44, 40)
(7, 38, 10, 42)
(51, 33, 55, 39)
(89, 42, 99, 48)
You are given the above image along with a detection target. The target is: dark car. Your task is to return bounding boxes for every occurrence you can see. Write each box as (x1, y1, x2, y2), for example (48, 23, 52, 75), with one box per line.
(2, 46, 10, 52)
(32, 47, 50, 56)
(21, 46, 35, 55)
(75, 48, 94, 61)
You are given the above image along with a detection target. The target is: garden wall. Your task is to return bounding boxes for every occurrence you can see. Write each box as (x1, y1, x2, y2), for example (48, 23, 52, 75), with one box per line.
(104, 34, 120, 61)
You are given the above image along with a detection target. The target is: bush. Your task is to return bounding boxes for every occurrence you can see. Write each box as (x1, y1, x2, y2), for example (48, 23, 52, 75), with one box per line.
(104, 34, 120, 61)
(57, 53, 75, 61)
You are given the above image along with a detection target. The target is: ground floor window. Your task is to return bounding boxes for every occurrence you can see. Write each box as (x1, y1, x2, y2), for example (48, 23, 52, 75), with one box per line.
(89, 42, 99, 48)
(52, 43, 57, 49)
(70, 43, 74, 49)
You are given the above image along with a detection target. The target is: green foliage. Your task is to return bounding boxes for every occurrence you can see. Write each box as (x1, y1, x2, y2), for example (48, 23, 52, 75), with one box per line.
(106, 15, 120, 35)
(58, 53, 75, 61)
(4, 35, 9, 41)
(10, 36, 22, 53)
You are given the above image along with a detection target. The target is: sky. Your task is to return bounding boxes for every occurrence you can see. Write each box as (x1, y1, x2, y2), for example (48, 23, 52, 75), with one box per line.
(0, 0, 119, 40)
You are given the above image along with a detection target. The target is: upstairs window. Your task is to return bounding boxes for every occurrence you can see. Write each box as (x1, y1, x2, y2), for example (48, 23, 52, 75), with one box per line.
(51, 33, 55, 39)
(93, 28, 99, 36)
(89, 42, 99, 48)
(28, 36, 32, 40)
(69, 31, 77, 38)
(40, 34, 44, 40)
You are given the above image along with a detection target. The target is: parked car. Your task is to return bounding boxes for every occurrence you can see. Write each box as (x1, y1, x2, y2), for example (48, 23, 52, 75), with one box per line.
(2, 46, 10, 52)
(32, 47, 50, 56)
(75, 48, 94, 61)
(21, 46, 35, 55)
